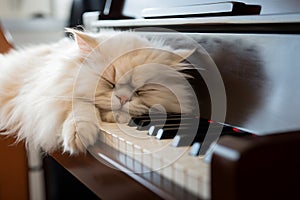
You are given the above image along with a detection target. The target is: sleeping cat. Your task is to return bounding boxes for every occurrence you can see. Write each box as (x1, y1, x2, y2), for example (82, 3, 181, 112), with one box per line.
(0, 29, 194, 154)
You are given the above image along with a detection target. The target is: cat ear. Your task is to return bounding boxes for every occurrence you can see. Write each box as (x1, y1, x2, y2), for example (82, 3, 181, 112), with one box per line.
(171, 49, 195, 64)
(65, 28, 98, 55)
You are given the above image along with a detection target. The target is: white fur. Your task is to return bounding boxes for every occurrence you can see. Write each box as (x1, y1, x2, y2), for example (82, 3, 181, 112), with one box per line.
(0, 31, 194, 154)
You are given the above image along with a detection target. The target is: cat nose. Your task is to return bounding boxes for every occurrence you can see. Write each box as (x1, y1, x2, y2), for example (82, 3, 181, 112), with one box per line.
(117, 95, 129, 106)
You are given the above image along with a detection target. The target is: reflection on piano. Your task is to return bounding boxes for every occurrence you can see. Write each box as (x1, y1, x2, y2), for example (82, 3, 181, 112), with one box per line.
(50, 1, 300, 200)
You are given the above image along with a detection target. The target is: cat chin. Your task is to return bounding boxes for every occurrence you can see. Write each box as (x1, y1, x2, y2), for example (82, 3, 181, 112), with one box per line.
(115, 111, 131, 123)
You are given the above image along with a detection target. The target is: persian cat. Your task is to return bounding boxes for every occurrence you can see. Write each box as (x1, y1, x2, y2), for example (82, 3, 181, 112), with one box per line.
(0, 29, 194, 153)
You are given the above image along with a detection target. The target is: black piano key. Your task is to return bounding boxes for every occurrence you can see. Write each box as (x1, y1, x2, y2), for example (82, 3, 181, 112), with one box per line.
(171, 121, 216, 146)
(136, 123, 152, 131)
(128, 113, 183, 127)
(136, 115, 198, 133)
(148, 124, 178, 136)
(128, 115, 149, 127)
(147, 123, 193, 136)
(139, 121, 189, 131)
(138, 117, 199, 128)
(172, 134, 195, 147)
(171, 123, 251, 148)
(189, 124, 250, 144)
(137, 115, 191, 130)
(155, 127, 191, 140)
(151, 120, 206, 144)
(149, 119, 208, 144)
(188, 125, 252, 156)
(171, 127, 209, 147)
(138, 118, 178, 127)
(190, 124, 222, 144)
(128, 113, 166, 127)
(155, 128, 177, 140)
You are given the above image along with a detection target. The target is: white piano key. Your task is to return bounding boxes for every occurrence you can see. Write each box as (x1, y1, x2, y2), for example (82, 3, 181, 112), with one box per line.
(175, 151, 210, 199)
(104, 131, 114, 147)
(126, 141, 134, 155)
(173, 162, 186, 189)
(142, 149, 152, 176)
(152, 153, 164, 187)
(118, 137, 126, 153)
(97, 122, 210, 199)
(126, 141, 134, 169)
(161, 159, 174, 183)
(112, 133, 119, 149)
(133, 145, 143, 173)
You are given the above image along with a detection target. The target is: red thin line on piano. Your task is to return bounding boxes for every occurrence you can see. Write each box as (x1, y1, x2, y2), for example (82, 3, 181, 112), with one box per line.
(232, 127, 240, 132)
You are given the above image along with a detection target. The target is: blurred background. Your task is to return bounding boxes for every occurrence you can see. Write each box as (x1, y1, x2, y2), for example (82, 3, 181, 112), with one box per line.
(0, 0, 73, 46)
(1, 1, 75, 200)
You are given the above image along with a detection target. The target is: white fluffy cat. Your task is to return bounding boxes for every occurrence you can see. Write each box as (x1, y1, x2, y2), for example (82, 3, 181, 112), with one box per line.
(0, 29, 194, 154)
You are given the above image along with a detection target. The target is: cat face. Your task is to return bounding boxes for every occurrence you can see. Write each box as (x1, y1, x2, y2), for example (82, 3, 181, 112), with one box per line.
(69, 29, 194, 123)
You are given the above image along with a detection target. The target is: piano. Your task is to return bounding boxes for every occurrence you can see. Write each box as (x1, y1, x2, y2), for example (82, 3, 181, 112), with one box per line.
(49, 1, 300, 199)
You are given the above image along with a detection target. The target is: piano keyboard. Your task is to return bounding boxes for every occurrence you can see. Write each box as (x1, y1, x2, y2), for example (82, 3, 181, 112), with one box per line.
(88, 114, 253, 199)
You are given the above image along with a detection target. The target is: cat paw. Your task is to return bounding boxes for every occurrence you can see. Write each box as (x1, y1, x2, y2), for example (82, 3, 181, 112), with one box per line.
(101, 111, 131, 123)
(62, 120, 99, 154)
(115, 112, 131, 123)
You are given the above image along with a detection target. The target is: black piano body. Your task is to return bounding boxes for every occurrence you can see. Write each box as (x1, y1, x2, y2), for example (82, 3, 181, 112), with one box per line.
(49, 1, 300, 200)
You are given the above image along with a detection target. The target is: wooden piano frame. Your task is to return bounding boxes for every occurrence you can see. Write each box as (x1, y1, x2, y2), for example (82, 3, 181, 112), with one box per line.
(51, 130, 300, 200)
(0, 24, 29, 200)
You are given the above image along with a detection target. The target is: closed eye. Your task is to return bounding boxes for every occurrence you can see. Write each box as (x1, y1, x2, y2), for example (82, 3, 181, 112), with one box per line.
(135, 88, 157, 95)
(101, 77, 115, 88)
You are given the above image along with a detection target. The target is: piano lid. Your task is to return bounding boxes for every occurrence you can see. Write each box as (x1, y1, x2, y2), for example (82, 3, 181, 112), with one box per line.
(121, 0, 300, 19)
(141, 2, 261, 19)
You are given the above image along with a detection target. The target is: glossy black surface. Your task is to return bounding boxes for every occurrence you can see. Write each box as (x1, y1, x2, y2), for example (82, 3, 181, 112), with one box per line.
(128, 113, 252, 155)
(197, 33, 300, 135)
(149, 32, 300, 135)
